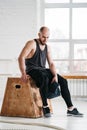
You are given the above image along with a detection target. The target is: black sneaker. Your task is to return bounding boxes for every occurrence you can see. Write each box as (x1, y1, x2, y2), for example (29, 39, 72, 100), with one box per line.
(43, 107, 51, 117)
(67, 108, 83, 117)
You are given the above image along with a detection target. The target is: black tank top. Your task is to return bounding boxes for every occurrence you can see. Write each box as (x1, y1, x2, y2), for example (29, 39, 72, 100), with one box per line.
(25, 39, 47, 73)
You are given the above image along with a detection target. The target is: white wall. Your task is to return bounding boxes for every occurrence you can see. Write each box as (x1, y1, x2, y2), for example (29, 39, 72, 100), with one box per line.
(0, 0, 43, 102)
(0, 0, 42, 75)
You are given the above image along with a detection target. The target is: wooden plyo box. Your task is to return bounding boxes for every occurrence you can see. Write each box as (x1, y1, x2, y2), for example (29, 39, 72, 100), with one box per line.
(0, 77, 53, 118)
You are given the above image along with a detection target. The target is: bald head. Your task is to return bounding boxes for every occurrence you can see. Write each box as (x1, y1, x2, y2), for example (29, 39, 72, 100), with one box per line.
(38, 26, 50, 45)
(39, 26, 50, 33)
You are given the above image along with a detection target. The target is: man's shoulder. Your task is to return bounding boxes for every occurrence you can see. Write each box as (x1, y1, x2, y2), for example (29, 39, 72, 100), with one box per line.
(26, 39, 35, 44)
(26, 39, 36, 46)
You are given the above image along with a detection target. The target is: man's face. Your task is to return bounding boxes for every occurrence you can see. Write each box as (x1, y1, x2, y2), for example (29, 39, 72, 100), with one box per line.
(38, 29, 50, 45)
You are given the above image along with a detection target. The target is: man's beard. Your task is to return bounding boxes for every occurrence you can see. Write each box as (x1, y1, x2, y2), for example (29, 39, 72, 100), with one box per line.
(39, 39, 45, 45)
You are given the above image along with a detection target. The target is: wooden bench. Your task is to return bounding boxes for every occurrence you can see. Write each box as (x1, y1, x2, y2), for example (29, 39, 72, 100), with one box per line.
(63, 75, 87, 79)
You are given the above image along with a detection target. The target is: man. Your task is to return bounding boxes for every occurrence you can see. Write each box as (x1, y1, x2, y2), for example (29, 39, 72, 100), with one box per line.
(18, 26, 83, 117)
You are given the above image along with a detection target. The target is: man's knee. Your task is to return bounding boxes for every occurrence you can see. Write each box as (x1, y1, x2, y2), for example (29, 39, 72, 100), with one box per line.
(58, 74, 68, 85)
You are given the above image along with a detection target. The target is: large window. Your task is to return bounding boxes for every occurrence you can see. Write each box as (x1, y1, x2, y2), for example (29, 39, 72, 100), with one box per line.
(45, 8, 69, 39)
(72, 8, 87, 39)
(44, 0, 87, 75)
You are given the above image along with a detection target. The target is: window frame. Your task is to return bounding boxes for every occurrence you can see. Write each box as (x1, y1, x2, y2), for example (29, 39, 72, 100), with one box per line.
(40, 0, 87, 75)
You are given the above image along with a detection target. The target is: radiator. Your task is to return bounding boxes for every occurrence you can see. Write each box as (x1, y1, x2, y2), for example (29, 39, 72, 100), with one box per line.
(63, 76, 87, 98)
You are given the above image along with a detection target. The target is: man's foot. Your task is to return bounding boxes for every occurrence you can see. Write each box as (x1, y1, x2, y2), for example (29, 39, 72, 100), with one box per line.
(67, 108, 83, 117)
(43, 107, 51, 117)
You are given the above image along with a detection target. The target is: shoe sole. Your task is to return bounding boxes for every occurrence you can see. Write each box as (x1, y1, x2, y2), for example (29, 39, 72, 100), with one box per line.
(67, 114, 83, 117)
(44, 113, 51, 117)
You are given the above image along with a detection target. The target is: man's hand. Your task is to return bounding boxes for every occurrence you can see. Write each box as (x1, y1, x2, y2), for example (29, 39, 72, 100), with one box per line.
(21, 73, 29, 82)
(51, 75, 58, 83)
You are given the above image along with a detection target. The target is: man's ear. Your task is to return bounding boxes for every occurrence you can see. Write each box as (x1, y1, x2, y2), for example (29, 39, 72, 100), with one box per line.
(38, 33, 40, 37)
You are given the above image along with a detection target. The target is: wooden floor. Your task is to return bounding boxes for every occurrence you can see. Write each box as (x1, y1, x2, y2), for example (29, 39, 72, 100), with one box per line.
(0, 97, 87, 130)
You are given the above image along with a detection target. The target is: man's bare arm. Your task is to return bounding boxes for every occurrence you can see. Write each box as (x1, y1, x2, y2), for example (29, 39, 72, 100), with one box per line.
(18, 40, 35, 81)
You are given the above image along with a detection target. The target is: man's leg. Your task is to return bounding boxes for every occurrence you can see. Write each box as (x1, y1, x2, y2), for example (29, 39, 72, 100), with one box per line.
(27, 69, 51, 117)
(58, 74, 73, 108)
(58, 74, 83, 116)
(28, 69, 49, 106)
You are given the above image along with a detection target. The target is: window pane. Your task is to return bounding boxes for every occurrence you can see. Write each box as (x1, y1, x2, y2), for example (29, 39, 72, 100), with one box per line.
(54, 61, 70, 74)
(73, 61, 87, 72)
(74, 44, 87, 59)
(45, 8, 69, 39)
(73, 0, 87, 3)
(47, 42, 69, 59)
(72, 8, 87, 39)
(45, 0, 69, 3)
